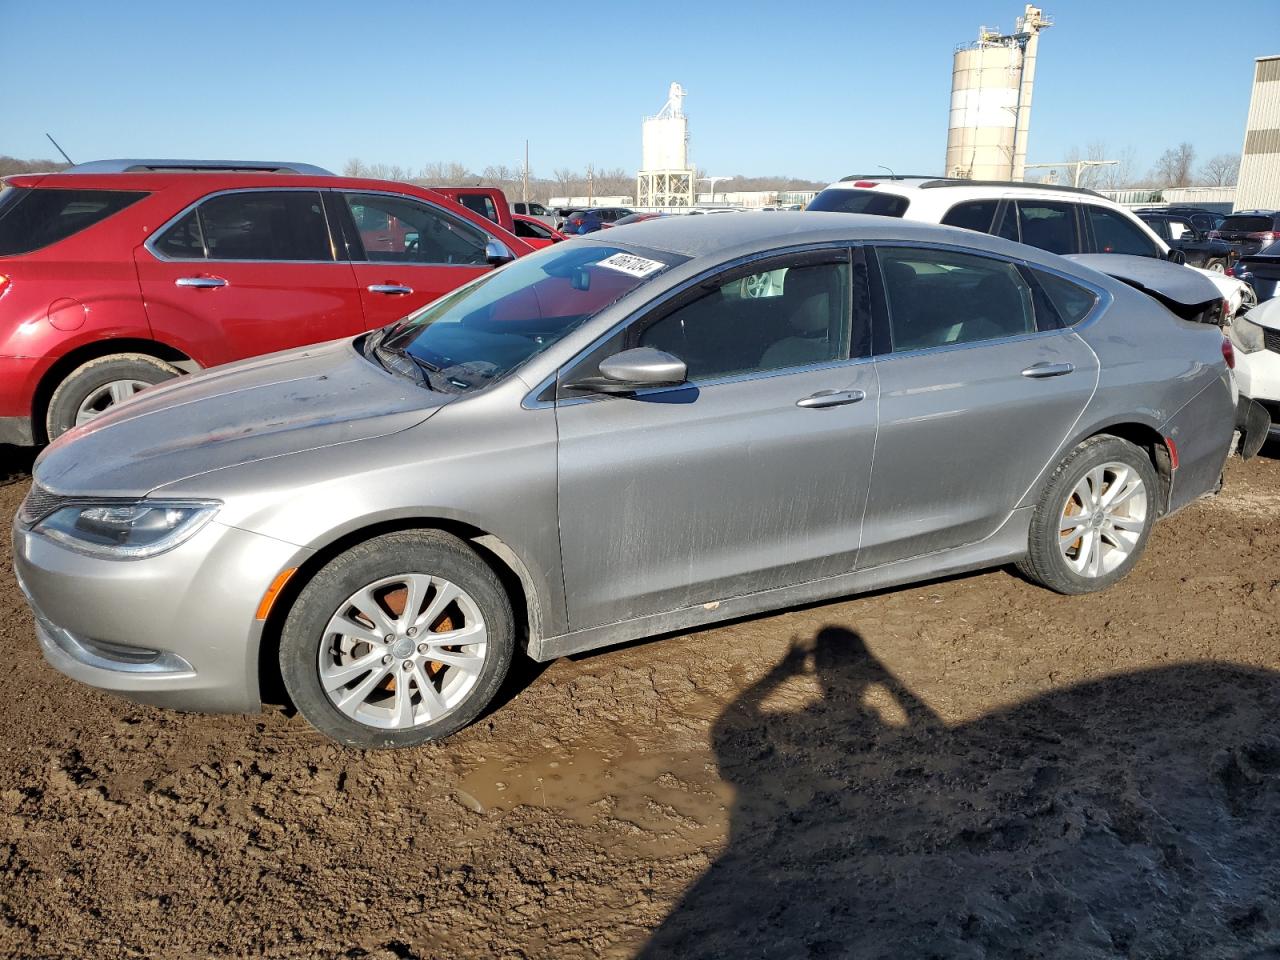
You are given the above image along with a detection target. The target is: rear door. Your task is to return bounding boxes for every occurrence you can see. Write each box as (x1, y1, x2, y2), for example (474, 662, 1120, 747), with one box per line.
(858, 244, 1100, 567)
(335, 191, 497, 328)
(135, 189, 364, 366)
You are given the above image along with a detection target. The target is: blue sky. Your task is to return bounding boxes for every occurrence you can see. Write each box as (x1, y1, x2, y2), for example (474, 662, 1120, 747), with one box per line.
(2, 0, 1275, 182)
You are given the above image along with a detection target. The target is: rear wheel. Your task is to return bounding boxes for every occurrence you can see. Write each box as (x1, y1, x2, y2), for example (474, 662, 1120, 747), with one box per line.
(1018, 436, 1158, 595)
(1205, 258, 1226, 274)
(279, 531, 514, 749)
(45, 353, 180, 440)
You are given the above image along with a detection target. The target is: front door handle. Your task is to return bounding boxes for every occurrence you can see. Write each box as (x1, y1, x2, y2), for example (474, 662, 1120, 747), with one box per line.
(175, 276, 227, 288)
(1021, 362, 1075, 379)
(796, 389, 866, 409)
(367, 284, 414, 295)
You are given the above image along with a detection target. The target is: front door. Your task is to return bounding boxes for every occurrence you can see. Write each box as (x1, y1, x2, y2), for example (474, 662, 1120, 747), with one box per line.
(858, 245, 1101, 567)
(336, 191, 496, 328)
(136, 189, 364, 366)
(555, 249, 880, 631)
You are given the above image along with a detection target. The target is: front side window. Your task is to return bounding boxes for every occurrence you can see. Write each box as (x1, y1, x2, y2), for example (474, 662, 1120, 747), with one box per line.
(1168, 218, 1196, 241)
(346, 193, 488, 265)
(878, 247, 1035, 352)
(807, 189, 910, 218)
(1015, 201, 1078, 255)
(514, 219, 553, 240)
(0, 187, 148, 256)
(638, 259, 852, 381)
(164, 191, 332, 261)
(1086, 206, 1161, 257)
(381, 244, 676, 392)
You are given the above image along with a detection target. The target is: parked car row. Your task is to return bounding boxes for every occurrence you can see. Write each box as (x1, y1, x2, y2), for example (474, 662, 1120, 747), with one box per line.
(14, 211, 1242, 748)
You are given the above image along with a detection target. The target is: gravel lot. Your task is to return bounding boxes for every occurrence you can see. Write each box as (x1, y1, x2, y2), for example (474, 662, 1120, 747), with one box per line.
(3, 445, 1280, 959)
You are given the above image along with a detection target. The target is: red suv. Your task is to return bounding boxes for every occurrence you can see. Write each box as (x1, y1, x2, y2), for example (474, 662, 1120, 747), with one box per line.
(0, 159, 532, 444)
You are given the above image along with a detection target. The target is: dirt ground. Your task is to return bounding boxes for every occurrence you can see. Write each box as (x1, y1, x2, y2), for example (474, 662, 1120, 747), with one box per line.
(3, 446, 1280, 959)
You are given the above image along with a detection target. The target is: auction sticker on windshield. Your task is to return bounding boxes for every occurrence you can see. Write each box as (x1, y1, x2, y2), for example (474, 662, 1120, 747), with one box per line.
(597, 253, 666, 278)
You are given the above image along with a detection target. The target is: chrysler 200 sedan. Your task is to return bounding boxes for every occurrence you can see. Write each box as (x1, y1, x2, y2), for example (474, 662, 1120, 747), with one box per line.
(13, 214, 1235, 748)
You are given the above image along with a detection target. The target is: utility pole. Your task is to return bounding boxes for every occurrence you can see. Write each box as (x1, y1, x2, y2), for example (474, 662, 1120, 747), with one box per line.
(587, 164, 594, 206)
(522, 140, 529, 204)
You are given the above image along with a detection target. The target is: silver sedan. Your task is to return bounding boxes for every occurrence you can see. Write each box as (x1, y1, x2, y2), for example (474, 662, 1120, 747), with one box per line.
(13, 214, 1235, 748)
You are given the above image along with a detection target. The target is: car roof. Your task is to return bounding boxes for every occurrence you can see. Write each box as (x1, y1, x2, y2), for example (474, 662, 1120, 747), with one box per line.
(64, 158, 334, 175)
(583, 209, 1088, 266)
(824, 176, 1106, 201)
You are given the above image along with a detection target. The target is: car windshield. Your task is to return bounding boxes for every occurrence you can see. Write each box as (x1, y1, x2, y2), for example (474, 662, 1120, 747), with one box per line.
(380, 244, 676, 392)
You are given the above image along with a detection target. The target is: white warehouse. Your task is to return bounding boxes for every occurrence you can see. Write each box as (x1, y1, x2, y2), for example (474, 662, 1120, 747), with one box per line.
(1236, 55, 1280, 211)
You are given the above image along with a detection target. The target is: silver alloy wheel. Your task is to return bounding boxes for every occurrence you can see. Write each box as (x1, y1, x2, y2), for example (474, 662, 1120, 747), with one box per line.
(1058, 461, 1148, 578)
(318, 573, 488, 730)
(75, 379, 150, 425)
(1208, 261, 1226, 274)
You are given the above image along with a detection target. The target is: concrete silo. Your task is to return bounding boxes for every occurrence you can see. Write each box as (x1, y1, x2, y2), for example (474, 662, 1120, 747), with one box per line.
(945, 5, 1052, 182)
(637, 83, 694, 207)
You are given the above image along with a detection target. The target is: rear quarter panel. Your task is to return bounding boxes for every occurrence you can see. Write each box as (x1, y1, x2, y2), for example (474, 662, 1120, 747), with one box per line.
(1071, 280, 1232, 511)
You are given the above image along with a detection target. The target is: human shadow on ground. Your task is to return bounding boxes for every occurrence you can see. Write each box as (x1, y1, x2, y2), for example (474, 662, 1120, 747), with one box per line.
(638, 626, 1280, 959)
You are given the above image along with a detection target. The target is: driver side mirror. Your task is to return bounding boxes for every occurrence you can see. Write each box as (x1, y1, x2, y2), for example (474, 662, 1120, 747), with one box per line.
(485, 239, 516, 267)
(1166, 248, 1187, 265)
(565, 347, 688, 395)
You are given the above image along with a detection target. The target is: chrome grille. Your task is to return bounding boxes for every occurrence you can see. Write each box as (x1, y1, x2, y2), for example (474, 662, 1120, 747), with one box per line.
(17, 485, 73, 526)
(1265, 328, 1280, 355)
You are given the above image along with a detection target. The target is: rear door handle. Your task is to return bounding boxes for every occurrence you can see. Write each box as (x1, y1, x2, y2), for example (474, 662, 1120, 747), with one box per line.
(175, 276, 227, 288)
(1021, 362, 1074, 379)
(796, 389, 866, 409)
(367, 284, 414, 295)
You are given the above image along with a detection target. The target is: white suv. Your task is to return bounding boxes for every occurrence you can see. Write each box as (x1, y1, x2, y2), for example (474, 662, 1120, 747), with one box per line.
(808, 176, 1255, 316)
(1230, 297, 1280, 438)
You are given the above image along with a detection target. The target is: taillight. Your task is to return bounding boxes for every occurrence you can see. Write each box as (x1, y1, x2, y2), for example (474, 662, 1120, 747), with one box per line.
(0, 275, 8, 290)
(1222, 335, 1235, 369)
(1226, 265, 1235, 277)
(1249, 231, 1277, 243)
(1208, 230, 1221, 240)
(853, 180, 879, 188)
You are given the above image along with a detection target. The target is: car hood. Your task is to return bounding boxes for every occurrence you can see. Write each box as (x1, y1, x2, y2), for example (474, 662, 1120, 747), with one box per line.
(1242, 296, 1280, 331)
(34, 338, 448, 497)
(1066, 254, 1221, 308)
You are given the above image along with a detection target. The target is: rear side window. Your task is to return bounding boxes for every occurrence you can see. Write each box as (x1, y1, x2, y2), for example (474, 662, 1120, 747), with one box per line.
(1015, 201, 1078, 255)
(941, 199, 1000, 233)
(0, 187, 147, 256)
(878, 247, 1035, 352)
(1222, 215, 1274, 233)
(808, 189, 910, 218)
(1032, 270, 1098, 326)
(456, 193, 499, 223)
(155, 191, 332, 261)
(1086, 206, 1160, 258)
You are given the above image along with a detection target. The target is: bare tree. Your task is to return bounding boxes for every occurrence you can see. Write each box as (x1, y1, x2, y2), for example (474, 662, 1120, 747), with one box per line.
(342, 158, 367, 177)
(1198, 153, 1240, 187)
(1153, 143, 1196, 187)
(1097, 145, 1137, 190)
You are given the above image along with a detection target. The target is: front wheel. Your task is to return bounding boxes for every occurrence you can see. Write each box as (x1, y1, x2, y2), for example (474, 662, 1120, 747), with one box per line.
(45, 353, 181, 440)
(279, 531, 514, 748)
(1205, 258, 1227, 274)
(1017, 436, 1158, 595)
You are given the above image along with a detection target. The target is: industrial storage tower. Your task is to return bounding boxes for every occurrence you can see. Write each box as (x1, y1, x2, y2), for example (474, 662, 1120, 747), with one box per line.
(1236, 55, 1280, 210)
(944, 5, 1052, 182)
(637, 83, 695, 207)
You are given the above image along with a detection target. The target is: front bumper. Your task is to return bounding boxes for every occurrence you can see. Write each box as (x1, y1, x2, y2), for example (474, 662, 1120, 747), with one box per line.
(1234, 348, 1280, 417)
(12, 516, 307, 713)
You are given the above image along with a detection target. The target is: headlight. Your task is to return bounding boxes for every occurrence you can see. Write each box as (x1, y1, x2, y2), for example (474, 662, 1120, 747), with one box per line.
(1230, 316, 1266, 354)
(33, 500, 220, 559)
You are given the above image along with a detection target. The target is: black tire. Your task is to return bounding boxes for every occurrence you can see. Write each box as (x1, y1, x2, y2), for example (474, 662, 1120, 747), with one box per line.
(1017, 435, 1159, 595)
(279, 530, 514, 749)
(45, 353, 180, 440)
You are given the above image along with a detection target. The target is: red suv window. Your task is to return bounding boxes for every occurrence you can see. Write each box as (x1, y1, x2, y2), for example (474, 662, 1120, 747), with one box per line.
(0, 186, 148, 256)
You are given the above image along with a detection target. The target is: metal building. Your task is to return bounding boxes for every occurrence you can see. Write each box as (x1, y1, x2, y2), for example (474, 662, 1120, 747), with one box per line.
(944, 5, 1052, 182)
(637, 83, 695, 207)
(1236, 55, 1280, 211)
